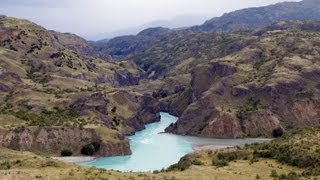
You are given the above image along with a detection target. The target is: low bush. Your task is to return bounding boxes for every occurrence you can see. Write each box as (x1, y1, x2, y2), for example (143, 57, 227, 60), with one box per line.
(212, 158, 229, 167)
(272, 127, 284, 137)
(191, 159, 204, 166)
(270, 170, 278, 177)
(167, 155, 193, 171)
(61, 149, 73, 157)
(81, 142, 101, 156)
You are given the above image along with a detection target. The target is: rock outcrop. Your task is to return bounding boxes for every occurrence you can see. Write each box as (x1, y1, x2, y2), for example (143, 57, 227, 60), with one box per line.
(0, 127, 131, 156)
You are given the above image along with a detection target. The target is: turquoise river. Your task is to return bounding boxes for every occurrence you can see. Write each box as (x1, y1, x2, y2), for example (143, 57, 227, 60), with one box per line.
(81, 112, 270, 172)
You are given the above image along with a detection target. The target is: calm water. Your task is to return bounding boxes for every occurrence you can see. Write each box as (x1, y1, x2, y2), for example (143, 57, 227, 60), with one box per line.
(81, 112, 270, 172)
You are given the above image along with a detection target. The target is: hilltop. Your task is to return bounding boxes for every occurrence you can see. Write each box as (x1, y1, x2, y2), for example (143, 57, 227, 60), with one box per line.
(92, 0, 320, 77)
(195, 0, 320, 32)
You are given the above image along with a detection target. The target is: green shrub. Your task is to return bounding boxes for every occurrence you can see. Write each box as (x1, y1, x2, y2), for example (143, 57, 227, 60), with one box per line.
(236, 98, 260, 122)
(216, 151, 249, 162)
(1, 108, 80, 126)
(111, 106, 117, 113)
(153, 170, 160, 174)
(61, 149, 73, 157)
(273, 127, 284, 137)
(167, 155, 192, 171)
(270, 170, 278, 177)
(191, 159, 204, 165)
(250, 157, 259, 164)
(81, 144, 95, 156)
(152, 88, 169, 99)
(253, 150, 272, 158)
(278, 172, 299, 180)
(81, 142, 101, 156)
(212, 158, 229, 167)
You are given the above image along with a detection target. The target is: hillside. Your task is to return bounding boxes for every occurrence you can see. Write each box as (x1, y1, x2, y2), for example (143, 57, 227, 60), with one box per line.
(168, 126, 320, 177)
(195, 0, 320, 32)
(0, 16, 161, 156)
(115, 20, 319, 138)
(92, 27, 172, 58)
(165, 20, 320, 137)
(92, 0, 320, 78)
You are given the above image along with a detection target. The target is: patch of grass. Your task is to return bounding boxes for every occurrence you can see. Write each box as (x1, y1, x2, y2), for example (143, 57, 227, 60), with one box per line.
(250, 127, 320, 176)
(0, 108, 79, 126)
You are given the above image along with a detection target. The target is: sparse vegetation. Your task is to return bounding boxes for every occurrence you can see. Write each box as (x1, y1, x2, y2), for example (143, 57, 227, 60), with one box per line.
(0, 108, 80, 126)
(236, 98, 261, 123)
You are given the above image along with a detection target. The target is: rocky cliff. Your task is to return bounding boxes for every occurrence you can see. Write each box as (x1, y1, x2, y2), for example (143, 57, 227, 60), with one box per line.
(0, 127, 131, 156)
(166, 21, 320, 138)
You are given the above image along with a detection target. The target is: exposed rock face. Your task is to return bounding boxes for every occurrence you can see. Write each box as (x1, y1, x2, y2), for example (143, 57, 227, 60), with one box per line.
(95, 141, 131, 157)
(167, 85, 320, 138)
(124, 94, 161, 135)
(159, 88, 193, 117)
(201, 113, 243, 138)
(0, 127, 131, 156)
(113, 70, 140, 86)
(191, 62, 237, 100)
(71, 92, 110, 116)
(166, 23, 320, 137)
(51, 31, 112, 60)
(242, 111, 280, 137)
(0, 83, 10, 92)
(167, 60, 320, 138)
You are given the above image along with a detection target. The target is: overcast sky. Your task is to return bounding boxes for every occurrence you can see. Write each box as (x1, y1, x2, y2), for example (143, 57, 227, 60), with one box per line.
(0, 0, 299, 39)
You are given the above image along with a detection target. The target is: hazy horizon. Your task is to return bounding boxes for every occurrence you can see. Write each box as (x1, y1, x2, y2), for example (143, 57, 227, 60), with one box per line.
(0, 0, 300, 40)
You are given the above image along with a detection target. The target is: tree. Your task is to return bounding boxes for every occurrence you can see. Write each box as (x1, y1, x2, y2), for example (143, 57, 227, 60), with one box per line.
(273, 127, 284, 138)
(61, 149, 73, 157)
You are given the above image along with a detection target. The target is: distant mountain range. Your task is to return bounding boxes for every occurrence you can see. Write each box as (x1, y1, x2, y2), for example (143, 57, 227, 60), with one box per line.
(91, 0, 320, 41)
(194, 0, 320, 32)
(93, 0, 320, 61)
(87, 15, 210, 41)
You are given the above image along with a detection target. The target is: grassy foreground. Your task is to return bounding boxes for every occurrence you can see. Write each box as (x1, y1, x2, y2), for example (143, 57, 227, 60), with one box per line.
(0, 147, 306, 180)
(0, 127, 319, 179)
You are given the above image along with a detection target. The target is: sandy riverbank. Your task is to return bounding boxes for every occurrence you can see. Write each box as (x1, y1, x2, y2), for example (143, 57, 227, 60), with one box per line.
(52, 156, 96, 163)
(193, 144, 233, 151)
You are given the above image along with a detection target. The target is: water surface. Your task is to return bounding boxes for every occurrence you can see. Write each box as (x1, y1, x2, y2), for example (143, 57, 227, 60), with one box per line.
(81, 112, 270, 172)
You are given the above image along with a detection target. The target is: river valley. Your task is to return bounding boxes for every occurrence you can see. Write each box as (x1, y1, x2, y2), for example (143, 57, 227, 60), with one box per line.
(81, 112, 271, 172)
